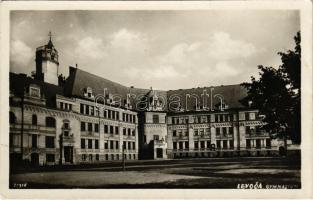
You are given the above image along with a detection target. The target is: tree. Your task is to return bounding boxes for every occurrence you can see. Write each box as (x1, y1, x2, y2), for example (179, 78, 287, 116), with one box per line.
(241, 32, 301, 146)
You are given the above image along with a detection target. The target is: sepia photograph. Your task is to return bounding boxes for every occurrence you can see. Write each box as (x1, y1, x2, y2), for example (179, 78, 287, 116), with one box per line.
(0, 1, 312, 199)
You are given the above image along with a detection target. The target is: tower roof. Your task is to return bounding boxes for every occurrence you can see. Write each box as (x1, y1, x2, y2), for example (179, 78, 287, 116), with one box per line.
(46, 31, 54, 49)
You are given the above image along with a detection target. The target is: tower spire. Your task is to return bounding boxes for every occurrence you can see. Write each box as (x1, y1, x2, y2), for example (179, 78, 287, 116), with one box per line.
(47, 31, 54, 49)
(48, 31, 52, 41)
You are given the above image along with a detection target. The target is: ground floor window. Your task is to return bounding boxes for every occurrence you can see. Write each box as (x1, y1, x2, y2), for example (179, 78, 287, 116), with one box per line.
(89, 154, 93, 161)
(266, 139, 271, 148)
(246, 139, 251, 149)
(82, 154, 87, 161)
(105, 154, 108, 160)
(96, 154, 99, 161)
(46, 154, 55, 162)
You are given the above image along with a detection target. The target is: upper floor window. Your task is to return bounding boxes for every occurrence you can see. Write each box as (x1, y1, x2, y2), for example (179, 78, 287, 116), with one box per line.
(46, 117, 56, 128)
(152, 114, 159, 123)
(84, 87, 94, 99)
(29, 86, 40, 98)
(32, 114, 37, 125)
(9, 112, 16, 124)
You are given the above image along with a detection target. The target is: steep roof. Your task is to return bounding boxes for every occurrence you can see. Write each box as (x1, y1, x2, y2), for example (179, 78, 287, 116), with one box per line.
(167, 85, 247, 111)
(64, 67, 168, 110)
(64, 67, 247, 112)
(10, 72, 64, 108)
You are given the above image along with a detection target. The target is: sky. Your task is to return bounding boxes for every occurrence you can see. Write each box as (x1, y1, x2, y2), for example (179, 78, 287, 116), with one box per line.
(10, 10, 300, 90)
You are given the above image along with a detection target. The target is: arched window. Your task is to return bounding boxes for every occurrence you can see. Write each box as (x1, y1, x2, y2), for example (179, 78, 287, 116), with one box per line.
(9, 112, 16, 124)
(46, 117, 56, 128)
(32, 114, 37, 125)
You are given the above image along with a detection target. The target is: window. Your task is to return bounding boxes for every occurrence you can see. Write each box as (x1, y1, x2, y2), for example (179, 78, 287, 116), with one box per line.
(123, 128, 126, 135)
(95, 124, 99, 133)
(110, 141, 114, 149)
(194, 141, 199, 149)
(245, 112, 250, 120)
(229, 140, 234, 149)
(88, 139, 92, 149)
(89, 154, 93, 161)
(132, 129, 135, 136)
(85, 105, 89, 115)
(46, 154, 55, 162)
(266, 139, 271, 148)
(152, 115, 159, 123)
(91, 106, 94, 116)
(216, 140, 221, 149)
(108, 110, 111, 119)
(123, 141, 126, 149)
(80, 104, 84, 114)
(229, 127, 233, 135)
(32, 134, 37, 148)
(194, 129, 198, 136)
(128, 142, 131, 150)
(46, 117, 56, 128)
(110, 126, 114, 134)
(222, 127, 227, 136)
(88, 123, 92, 132)
(173, 130, 177, 137)
(9, 112, 16, 124)
(60, 102, 64, 109)
(96, 154, 99, 161)
(82, 154, 87, 161)
(173, 142, 177, 149)
(216, 127, 220, 135)
(116, 141, 119, 149)
(32, 114, 37, 125)
(103, 110, 107, 118)
(45, 136, 55, 148)
(81, 122, 86, 131)
(104, 125, 108, 133)
(256, 139, 261, 149)
(185, 142, 189, 149)
(246, 126, 251, 135)
(153, 135, 159, 140)
(95, 140, 99, 149)
(223, 140, 227, 149)
(172, 118, 175, 124)
(200, 141, 205, 149)
(104, 142, 108, 149)
(81, 139, 85, 149)
(246, 139, 251, 149)
(30, 87, 40, 98)
(179, 142, 183, 149)
(128, 128, 131, 135)
(115, 127, 119, 135)
(215, 114, 219, 122)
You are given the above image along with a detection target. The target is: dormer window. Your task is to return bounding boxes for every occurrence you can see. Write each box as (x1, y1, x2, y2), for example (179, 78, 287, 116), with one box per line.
(29, 85, 40, 98)
(84, 87, 94, 99)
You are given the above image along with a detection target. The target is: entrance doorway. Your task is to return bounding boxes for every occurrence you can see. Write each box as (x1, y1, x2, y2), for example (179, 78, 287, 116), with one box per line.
(64, 146, 73, 163)
(31, 153, 39, 166)
(156, 148, 163, 158)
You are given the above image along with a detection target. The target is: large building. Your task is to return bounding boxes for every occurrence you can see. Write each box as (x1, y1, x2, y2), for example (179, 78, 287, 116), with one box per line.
(9, 36, 286, 166)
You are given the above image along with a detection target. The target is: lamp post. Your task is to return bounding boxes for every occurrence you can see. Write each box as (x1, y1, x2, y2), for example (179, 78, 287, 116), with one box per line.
(122, 143, 125, 171)
(59, 133, 63, 165)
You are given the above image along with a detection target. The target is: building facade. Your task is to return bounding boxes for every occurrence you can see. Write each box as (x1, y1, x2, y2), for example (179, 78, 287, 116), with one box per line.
(9, 36, 287, 166)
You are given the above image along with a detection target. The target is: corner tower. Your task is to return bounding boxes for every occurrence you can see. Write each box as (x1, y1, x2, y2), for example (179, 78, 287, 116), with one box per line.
(35, 32, 59, 85)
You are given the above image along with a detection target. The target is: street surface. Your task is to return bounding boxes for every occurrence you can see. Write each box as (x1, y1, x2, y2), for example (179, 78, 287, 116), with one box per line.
(10, 157, 300, 189)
